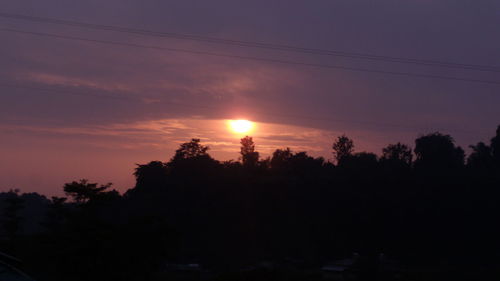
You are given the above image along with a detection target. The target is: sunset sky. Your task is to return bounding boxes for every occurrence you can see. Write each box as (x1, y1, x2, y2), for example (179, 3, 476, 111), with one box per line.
(1, 0, 500, 195)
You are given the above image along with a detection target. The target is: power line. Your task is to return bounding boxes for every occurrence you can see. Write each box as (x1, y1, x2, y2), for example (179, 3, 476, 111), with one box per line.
(1, 12, 499, 73)
(2, 28, 500, 86)
(0, 83, 475, 134)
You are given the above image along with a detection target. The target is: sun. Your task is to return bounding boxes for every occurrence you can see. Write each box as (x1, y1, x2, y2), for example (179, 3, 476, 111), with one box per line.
(228, 119, 254, 134)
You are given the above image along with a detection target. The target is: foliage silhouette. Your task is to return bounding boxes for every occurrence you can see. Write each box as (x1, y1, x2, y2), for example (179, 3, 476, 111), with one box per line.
(133, 161, 169, 191)
(172, 138, 210, 161)
(332, 135, 354, 165)
(414, 132, 465, 171)
(240, 136, 259, 168)
(491, 125, 500, 167)
(467, 142, 494, 170)
(1, 189, 24, 242)
(381, 143, 412, 166)
(1, 125, 500, 280)
(63, 179, 119, 204)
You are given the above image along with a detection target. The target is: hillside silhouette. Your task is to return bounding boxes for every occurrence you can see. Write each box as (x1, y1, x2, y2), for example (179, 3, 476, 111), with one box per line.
(1, 126, 500, 281)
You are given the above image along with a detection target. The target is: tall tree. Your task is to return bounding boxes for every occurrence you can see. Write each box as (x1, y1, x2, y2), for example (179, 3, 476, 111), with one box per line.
(332, 135, 354, 165)
(240, 136, 259, 168)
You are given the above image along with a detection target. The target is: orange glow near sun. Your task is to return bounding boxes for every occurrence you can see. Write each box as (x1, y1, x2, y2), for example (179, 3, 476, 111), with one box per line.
(228, 119, 254, 134)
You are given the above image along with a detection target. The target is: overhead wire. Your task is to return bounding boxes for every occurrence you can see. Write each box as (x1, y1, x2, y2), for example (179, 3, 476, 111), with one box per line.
(0, 12, 499, 73)
(2, 28, 500, 86)
(0, 12, 493, 136)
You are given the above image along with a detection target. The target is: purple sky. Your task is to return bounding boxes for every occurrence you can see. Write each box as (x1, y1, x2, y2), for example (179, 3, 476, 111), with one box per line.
(1, 0, 500, 195)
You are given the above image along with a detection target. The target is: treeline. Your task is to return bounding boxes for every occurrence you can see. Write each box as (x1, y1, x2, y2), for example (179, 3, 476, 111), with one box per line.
(1, 126, 500, 281)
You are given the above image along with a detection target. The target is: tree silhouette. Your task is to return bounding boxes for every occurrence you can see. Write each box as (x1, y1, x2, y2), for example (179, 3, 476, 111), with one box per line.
(63, 179, 117, 204)
(414, 132, 464, 171)
(240, 136, 259, 168)
(270, 147, 293, 170)
(1, 189, 24, 241)
(168, 138, 219, 176)
(5, 125, 500, 281)
(269, 149, 324, 174)
(491, 125, 500, 167)
(289, 151, 325, 175)
(43, 196, 67, 231)
(133, 161, 169, 190)
(171, 138, 210, 161)
(332, 135, 354, 165)
(342, 152, 378, 171)
(467, 142, 493, 170)
(381, 143, 413, 166)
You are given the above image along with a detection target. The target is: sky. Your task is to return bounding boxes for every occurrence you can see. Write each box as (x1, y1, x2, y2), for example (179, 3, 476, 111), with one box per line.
(1, 0, 500, 195)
